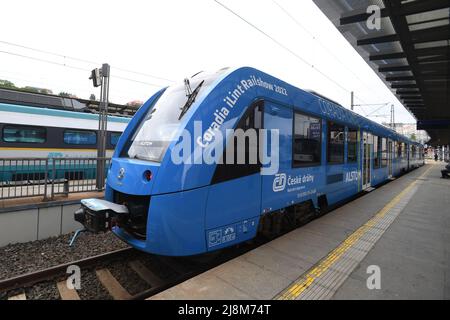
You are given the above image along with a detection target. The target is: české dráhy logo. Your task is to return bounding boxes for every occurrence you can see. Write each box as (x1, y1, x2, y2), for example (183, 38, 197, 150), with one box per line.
(273, 173, 287, 192)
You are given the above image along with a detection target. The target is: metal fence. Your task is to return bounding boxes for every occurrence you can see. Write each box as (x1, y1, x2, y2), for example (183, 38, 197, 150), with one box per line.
(0, 157, 110, 201)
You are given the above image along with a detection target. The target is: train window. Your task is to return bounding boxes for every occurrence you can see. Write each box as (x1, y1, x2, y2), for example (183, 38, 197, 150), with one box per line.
(397, 142, 402, 158)
(64, 130, 97, 145)
(381, 138, 388, 167)
(110, 133, 121, 146)
(393, 141, 396, 159)
(373, 136, 380, 168)
(394, 141, 398, 159)
(211, 102, 264, 184)
(126, 71, 224, 162)
(327, 122, 344, 165)
(293, 112, 322, 167)
(347, 128, 358, 163)
(2, 125, 46, 144)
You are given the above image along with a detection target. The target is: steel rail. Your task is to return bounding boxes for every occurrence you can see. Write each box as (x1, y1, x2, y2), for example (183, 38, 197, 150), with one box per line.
(0, 247, 135, 293)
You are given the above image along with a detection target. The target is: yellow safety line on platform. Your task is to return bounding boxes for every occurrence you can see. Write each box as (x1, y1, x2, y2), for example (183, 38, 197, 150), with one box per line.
(276, 165, 433, 300)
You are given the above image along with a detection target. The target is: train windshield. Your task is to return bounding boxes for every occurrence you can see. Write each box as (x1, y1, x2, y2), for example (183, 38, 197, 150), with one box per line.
(126, 69, 227, 162)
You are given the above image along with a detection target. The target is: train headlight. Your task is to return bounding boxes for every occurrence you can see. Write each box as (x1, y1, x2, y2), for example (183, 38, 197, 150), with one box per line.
(143, 170, 152, 181)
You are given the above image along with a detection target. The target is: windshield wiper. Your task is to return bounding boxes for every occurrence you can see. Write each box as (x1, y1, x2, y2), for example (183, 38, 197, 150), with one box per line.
(178, 80, 205, 120)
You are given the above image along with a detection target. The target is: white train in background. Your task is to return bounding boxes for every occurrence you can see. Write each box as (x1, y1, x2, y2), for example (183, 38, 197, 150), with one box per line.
(0, 88, 132, 159)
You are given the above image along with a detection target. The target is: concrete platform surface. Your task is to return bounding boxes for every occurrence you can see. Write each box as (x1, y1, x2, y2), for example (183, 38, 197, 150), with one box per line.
(150, 164, 449, 300)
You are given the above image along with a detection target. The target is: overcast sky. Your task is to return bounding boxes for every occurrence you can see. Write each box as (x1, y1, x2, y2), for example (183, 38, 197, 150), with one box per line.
(0, 0, 416, 123)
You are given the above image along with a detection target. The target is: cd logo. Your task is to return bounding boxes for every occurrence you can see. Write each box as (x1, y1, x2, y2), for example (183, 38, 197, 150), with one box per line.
(273, 173, 287, 192)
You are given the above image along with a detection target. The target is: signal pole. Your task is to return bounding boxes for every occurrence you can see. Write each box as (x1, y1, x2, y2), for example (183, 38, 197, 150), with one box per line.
(390, 104, 396, 131)
(351, 91, 354, 111)
(90, 63, 110, 191)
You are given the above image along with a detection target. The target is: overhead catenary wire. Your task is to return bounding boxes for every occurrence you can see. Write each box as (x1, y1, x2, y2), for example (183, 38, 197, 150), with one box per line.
(0, 40, 175, 83)
(271, 0, 384, 103)
(2, 10, 369, 106)
(270, 1, 411, 122)
(354, 102, 391, 117)
(0, 70, 147, 103)
(1, 8, 390, 115)
(366, 103, 390, 117)
(0, 49, 167, 88)
(213, 0, 369, 106)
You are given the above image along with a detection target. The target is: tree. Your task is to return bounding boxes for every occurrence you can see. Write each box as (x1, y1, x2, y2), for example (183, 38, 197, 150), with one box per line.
(22, 86, 53, 94)
(22, 86, 40, 93)
(126, 100, 144, 108)
(0, 79, 17, 89)
(89, 94, 96, 101)
(410, 133, 417, 142)
(59, 92, 77, 98)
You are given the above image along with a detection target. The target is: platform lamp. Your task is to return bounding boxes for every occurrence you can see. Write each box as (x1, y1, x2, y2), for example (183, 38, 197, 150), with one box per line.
(89, 64, 110, 191)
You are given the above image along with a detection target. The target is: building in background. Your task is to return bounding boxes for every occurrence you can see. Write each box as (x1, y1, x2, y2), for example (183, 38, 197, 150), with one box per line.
(382, 123, 430, 145)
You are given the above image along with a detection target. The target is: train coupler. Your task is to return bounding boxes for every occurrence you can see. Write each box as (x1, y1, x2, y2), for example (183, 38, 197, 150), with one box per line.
(74, 198, 129, 234)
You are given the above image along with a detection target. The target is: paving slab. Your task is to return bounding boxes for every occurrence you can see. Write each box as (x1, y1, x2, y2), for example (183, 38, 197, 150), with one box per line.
(333, 164, 449, 299)
(151, 164, 449, 300)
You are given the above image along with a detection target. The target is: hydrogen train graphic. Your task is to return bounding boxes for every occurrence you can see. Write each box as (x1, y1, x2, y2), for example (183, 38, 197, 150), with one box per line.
(74, 67, 424, 256)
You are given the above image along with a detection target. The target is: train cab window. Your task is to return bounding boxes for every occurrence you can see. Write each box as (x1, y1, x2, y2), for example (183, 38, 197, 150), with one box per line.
(211, 102, 264, 184)
(327, 122, 344, 164)
(381, 138, 388, 167)
(126, 71, 225, 162)
(2, 125, 46, 144)
(347, 128, 358, 163)
(110, 133, 121, 146)
(373, 136, 380, 168)
(293, 113, 322, 167)
(64, 130, 97, 145)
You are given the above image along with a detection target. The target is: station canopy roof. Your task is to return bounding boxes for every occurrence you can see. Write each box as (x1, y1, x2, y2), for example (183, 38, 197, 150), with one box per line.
(313, 0, 450, 146)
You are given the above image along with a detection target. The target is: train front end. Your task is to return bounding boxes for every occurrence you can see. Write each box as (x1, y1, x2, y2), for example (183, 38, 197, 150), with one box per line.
(74, 69, 232, 256)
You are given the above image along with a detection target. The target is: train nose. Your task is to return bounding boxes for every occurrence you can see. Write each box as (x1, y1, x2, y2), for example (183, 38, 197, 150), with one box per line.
(107, 158, 159, 195)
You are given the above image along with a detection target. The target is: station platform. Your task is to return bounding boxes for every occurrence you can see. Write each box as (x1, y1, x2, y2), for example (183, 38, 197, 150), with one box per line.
(150, 163, 450, 300)
(0, 191, 103, 246)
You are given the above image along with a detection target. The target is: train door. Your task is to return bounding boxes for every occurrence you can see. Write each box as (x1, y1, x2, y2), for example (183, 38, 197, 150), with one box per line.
(388, 139, 393, 178)
(260, 102, 296, 212)
(362, 132, 373, 190)
(407, 144, 411, 170)
(204, 101, 263, 251)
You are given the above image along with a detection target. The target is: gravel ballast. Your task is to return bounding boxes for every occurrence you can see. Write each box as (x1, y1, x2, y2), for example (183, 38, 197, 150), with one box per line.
(0, 231, 129, 280)
(108, 262, 150, 295)
(25, 282, 60, 300)
(77, 270, 112, 300)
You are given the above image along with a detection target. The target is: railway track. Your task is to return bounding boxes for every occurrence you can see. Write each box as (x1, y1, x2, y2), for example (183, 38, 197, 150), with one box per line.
(0, 247, 206, 300)
(0, 202, 325, 300)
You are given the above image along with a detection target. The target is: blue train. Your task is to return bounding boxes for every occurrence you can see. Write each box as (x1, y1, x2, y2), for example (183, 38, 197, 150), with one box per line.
(75, 67, 424, 256)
